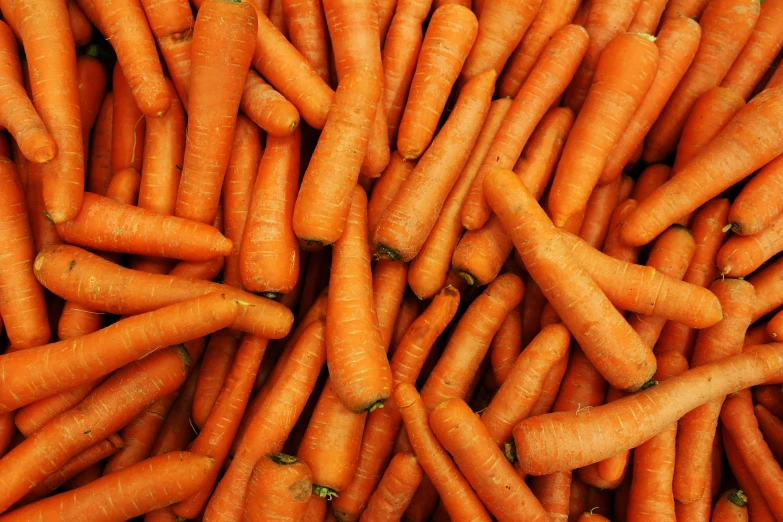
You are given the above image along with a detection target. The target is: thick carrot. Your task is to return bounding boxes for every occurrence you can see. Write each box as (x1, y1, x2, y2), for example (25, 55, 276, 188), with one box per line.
(367, 153, 416, 238)
(755, 404, 783, 461)
(326, 187, 393, 412)
(0, 346, 190, 511)
(241, 70, 300, 137)
(513, 344, 783, 476)
(202, 320, 325, 522)
(730, 155, 783, 237)
(0, 157, 49, 350)
(530, 472, 571, 521)
(718, 212, 783, 277)
(563, 0, 643, 113)
(673, 87, 746, 174)
(751, 256, 783, 323)
(577, 175, 622, 251)
(359, 452, 422, 522)
(192, 330, 242, 429)
(408, 98, 511, 299)
(460, 24, 588, 231)
(549, 33, 659, 227)
(722, 0, 783, 100)
(623, 86, 783, 247)
(5, 0, 84, 223)
(374, 70, 495, 261)
(293, 68, 380, 247)
(754, 386, 783, 418)
(420, 273, 524, 410)
(489, 305, 523, 385)
(111, 64, 145, 174)
(14, 379, 106, 436)
(600, 17, 702, 184)
(244, 454, 312, 522)
(87, 92, 113, 196)
(723, 428, 776, 522)
(175, 0, 257, 225)
(373, 260, 408, 351)
(628, 0, 667, 33)
(396, 4, 478, 159)
(241, 128, 300, 294)
(643, 0, 760, 164)
(281, 0, 330, 82)
(394, 384, 491, 522)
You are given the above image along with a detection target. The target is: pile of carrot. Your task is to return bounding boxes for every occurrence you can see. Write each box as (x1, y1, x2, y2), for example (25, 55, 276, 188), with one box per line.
(3, 0, 783, 520)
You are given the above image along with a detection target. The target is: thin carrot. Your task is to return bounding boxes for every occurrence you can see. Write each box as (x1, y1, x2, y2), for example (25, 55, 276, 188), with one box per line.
(632, 165, 671, 203)
(192, 330, 242, 429)
(718, 211, 783, 277)
(723, 428, 776, 522)
(76, 49, 108, 159)
(489, 305, 523, 386)
(268, 0, 287, 35)
(281, 0, 330, 83)
(754, 385, 783, 419)
(68, 0, 93, 45)
(367, 153, 416, 239)
(241, 70, 300, 137)
(600, 17, 702, 184)
(396, 4, 478, 159)
(111, 64, 145, 174)
(244, 454, 312, 522)
(293, 67, 380, 247)
(377, 0, 395, 41)
(373, 260, 408, 351)
(87, 92, 113, 196)
(549, 32, 659, 227)
(577, 175, 622, 251)
(14, 379, 106, 436)
(755, 404, 783, 461)
(643, 0, 760, 164)
(374, 69, 495, 261)
(513, 344, 783, 476)
(149, 364, 201, 457)
(460, 24, 588, 231)
(628, 0, 667, 33)
(358, 452, 421, 522)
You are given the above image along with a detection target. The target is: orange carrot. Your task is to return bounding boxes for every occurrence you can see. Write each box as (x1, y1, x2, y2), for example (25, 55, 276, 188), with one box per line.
(530, 472, 571, 522)
(281, 0, 330, 83)
(241, 70, 300, 137)
(111, 64, 145, 174)
(628, 0, 667, 33)
(723, 428, 776, 522)
(721, 0, 783, 100)
(167, 257, 225, 282)
(718, 211, 783, 277)
(643, 0, 760, 164)
(192, 330, 242, 429)
(661, 0, 710, 23)
(632, 165, 671, 203)
(497, 0, 582, 98)
(549, 32, 659, 226)
(754, 385, 783, 419)
(600, 17, 702, 184)
(711, 490, 749, 522)
(67, 0, 93, 45)
(751, 256, 783, 322)
(268, 0, 287, 35)
(756, 404, 783, 461)
(175, 0, 257, 225)
(408, 98, 511, 299)
(367, 153, 416, 238)
(14, 379, 106, 436)
(489, 305, 523, 386)
(293, 67, 381, 247)
(746, 323, 774, 346)
(149, 365, 201, 458)
(577, 175, 622, 250)
(241, 128, 301, 294)
(87, 92, 113, 196)
(513, 344, 783, 476)
(394, 384, 492, 522)
(303, 496, 328, 522)
(563, 0, 643, 113)
(730, 154, 783, 236)
(76, 49, 108, 159)
(396, 4, 478, 159)
(245, 454, 313, 522)
(373, 260, 408, 351)
(623, 86, 783, 247)
(359, 452, 422, 522)
(377, 0, 395, 41)
(460, 24, 588, 231)
(374, 70, 495, 261)
(326, 187, 393, 412)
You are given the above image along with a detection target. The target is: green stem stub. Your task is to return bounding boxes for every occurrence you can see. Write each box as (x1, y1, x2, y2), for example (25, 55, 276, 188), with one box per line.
(366, 399, 386, 413)
(504, 440, 516, 464)
(313, 485, 338, 501)
(375, 244, 403, 262)
(270, 453, 300, 466)
(458, 271, 477, 286)
(727, 489, 748, 507)
(641, 379, 658, 390)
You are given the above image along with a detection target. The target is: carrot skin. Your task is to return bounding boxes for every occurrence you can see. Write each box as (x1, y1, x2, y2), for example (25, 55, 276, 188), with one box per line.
(730, 154, 783, 236)
(192, 330, 242, 429)
(14, 379, 106, 437)
(111, 64, 145, 174)
(359, 452, 422, 522)
(245, 454, 313, 522)
(281, 0, 330, 83)
(367, 152, 416, 240)
(86, 93, 113, 196)
(381, 10, 423, 144)
(241, 70, 300, 137)
(723, 428, 776, 522)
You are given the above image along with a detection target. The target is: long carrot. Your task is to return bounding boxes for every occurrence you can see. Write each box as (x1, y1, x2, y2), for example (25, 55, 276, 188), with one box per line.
(374, 70, 495, 261)
(622, 86, 783, 247)
(192, 330, 242, 429)
(241, 128, 301, 294)
(730, 154, 783, 236)
(396, 4, 478, 159)
(14, 379, 106, 436)
(76, 48, 108, 159)
(755, 404, 783, 461)
(240, 70, 300, 137)
(549, 32, 659, 227)
(244, 454, 313, 522)
(643, 0, 760, 164)
(367, 153, 416, 238)
(372, 260, 408, 351)
(111, 64, 145, 174)
(281, 0, 330, 82)
(600, 17, 702, 184)
(718, 212, 783, 277)
(293, 67, 380, 247)
(359, 452, 422, 522)
(0, 346, 190, 511)
(723, 428, 776, 522)
(460, 24, 588, 231)
(86, 92, 113, 196)
(513, 344, 783, 476)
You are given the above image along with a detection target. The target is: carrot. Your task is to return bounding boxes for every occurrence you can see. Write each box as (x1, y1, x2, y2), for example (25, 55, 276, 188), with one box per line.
(14, 379, 105, 437)
(323, 0, 390, 177)
(623, 87, 783, 247)
(0, 21, 56, 163)
(481, 323, 570, 446)
(754, 386, 783, 419)
(577, 175, 622, 251)
(326, 187, 393, 412)
(497, 0, 582, 98)
(730, 156, 783, 237)
(292, 68, 380, 247)
(600, 18, 702, 184)
(377, 0, 395, 41)
(0, 346, 190, 512)
(755, 404, 783, 461)
(281, 0, 330, 83)
(627, 225, 696, 350)
(244, 454, 312, 522)
(202, 320, 325, 522)
(87, 92, 113, 196)
(722, 0, 783, 100)
(746, 323, 775, 346)
(367, 153, 416, 238)
(394, 384, 492, 522)
(68, 0, 93, 45)
(563, 0, 643, 113)
(660, 0, 710, 23)
(454, 106, 574, 285)
(105, 166, 142, 206)
(6, 0, 84, 223)
(723, 428, 776, 522)
(76, 49, 108, 157)
(268, 0, 287, 35)
(431, 397, 549, 522)
(751, 256, 783, 322)
(408, 98, 512, 299)
(358, 452, 422, 522)
(192, 330, 242, 429)
(718, 211, 783, 277)
(149, 363, 201, 457)
(711, 490, 749, 522)
(632, 165, 671, 203)
(768, 59, 783, 90)
(374, 70, 495, 261)
(530, 472, 571, 522)
(0, 293, 235, 413)
(175, 0, 257, 225)
(460, 24, 588, 231)
(0, 157, 50, 350)
(139, 0, 194, 108)
(251, 10, 334, 130)
(241, 128, 300, 294)
(673, 87, 746, 174)
(373, 260, 408, 351)
(549, 33, 659, 227)
(569, 477, 589, 521)
(489, 305, 523, 385)
(241, 70, 300, 137)
(643, 0, 760, 164)
(0, 452, 213, 522)
(420, 272, 524, 410)
(396, 4, 478, 159)
(303, 496, 328, 522)
(513, 343, 783, 476)
(111, 64, 145, 174)
(628, 0, 667, 33)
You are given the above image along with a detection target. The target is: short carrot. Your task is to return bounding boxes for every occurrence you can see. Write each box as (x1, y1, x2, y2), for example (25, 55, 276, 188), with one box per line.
(241, 70, 300, 137)
(359, 452, 422, 522)
(718, 212, 783, 277)
(723, 428, 776, 522)
(86, 92, 113, 196)
(245, 454, 313, 522)
(280, 0, 330, 83)
(111, 64, 145, 174)
(711, 490, 749, 522)
(396, 4, 478, 159)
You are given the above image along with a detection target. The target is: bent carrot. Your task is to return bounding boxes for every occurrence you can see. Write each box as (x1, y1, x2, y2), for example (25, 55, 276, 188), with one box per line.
(280, 0, 330, 83)
(245, 454, 313, 522)
(359, 452, 422, 522)
(111, 64, 145, 174)
(86, 93, 113, 196)
(241, 70, 300, 137)
(513, 344, 783, 476)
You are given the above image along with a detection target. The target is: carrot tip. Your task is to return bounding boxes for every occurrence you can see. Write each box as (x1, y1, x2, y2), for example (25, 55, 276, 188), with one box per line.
(313, 485, 338, 500)
(375, 245, 403, 262)
(33, 144, 57, 164)
(457, 271, 476, 286)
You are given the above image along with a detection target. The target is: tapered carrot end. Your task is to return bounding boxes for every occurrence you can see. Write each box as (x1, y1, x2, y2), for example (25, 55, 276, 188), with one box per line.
(32, 141, 57, 164)
(393, 383, 419, 409)
(219, 237, 234, 257)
